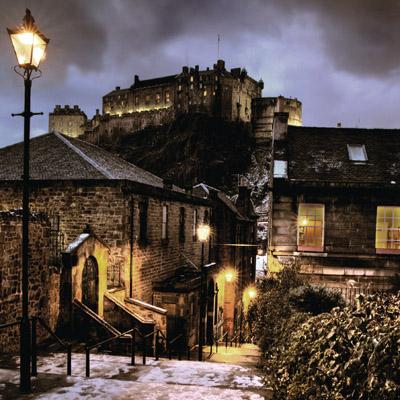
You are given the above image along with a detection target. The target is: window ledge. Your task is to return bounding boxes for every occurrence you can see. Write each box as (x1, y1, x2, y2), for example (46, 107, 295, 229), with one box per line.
(376, 249, 400, 255)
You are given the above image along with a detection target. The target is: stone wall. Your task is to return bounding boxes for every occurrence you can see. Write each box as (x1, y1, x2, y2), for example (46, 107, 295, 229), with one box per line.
(0, 182, 210, 305)
(0, 211, 59, 351)
(270, 186, 400, 291)
(98, 107, 176, 137)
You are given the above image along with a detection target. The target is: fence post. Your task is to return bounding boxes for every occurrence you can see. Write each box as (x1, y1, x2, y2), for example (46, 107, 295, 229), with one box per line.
(85, 348, 90, 378)
(67, 344, 72, 376)
(187, 346, 190, 360)
(155, 331, 159, 361)
(131, 332, 135, 366)
(142, 336, 146, 365)
(225, 334, 228, 350)
(31, 317, 37, 376)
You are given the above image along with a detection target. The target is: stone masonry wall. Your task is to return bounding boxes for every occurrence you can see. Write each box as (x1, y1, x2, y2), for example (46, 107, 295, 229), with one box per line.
(0, 211, 59, 352)
(0, 182, 210, 305)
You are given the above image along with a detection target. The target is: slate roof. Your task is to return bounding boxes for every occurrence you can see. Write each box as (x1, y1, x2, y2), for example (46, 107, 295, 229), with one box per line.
(286, 126, 400, 185)
(0, 132, 177, 190)
(131, 75, 176, 89)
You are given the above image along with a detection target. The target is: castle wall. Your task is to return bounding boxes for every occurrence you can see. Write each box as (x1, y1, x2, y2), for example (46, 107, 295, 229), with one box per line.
(99, 107, 176, 137)
(252, 96, 302, 142)
(0, 211, 60, 351)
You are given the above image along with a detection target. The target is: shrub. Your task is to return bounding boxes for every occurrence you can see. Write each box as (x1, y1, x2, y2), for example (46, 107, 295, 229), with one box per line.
(289, 285, 345, 315)
(273, 293, 400, 400)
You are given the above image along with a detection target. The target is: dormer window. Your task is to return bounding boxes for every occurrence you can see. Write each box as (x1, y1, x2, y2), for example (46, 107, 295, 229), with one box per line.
(274, 160, 288, 178)
(347, 144, 367, 162)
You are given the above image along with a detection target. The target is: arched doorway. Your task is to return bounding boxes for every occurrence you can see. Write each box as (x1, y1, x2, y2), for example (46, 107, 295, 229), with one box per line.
(82, 256, 99, 313)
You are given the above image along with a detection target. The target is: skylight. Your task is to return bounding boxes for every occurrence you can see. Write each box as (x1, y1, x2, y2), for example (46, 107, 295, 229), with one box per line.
(347, 144, 367, 162)
(274, 160, 288, 178)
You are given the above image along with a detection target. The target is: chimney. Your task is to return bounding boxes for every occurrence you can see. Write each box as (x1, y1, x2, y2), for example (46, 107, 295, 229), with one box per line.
(73, 105, 79, 111)
(134, 75, 139, 84)
(337, 122, 342, 128)
(272, 112, 289, 141)
(55, 105, 61, 111)
(115, 86, 120, 91)
(195, 65, 199, 72)
(182, 66, 189, 74)
(64, 105, 70, 109)
(215, 59, 225, 71)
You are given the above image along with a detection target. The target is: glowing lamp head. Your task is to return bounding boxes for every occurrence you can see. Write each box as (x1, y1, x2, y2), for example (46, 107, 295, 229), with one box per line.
(197, 223, 210, 242)
(248, 288, 257, 299)
(225, 272, 234, 282)
(7, 9, 49, 70)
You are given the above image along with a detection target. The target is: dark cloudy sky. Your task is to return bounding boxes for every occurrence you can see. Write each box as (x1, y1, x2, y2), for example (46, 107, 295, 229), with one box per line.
(1, 0, 400, 147)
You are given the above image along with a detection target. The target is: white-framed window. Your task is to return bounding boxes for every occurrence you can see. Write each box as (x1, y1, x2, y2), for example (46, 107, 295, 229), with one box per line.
(297, 204, 324, 252)
(347, 144, 367, 162)
(376, 206, 400, 253)
(274, 160, 288, 178)
(161, 205, 168, 240)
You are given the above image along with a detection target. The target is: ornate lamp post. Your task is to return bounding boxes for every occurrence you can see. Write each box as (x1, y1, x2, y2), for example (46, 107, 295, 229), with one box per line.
(197, 223, 210, 361)
(7, 9, 49, 393)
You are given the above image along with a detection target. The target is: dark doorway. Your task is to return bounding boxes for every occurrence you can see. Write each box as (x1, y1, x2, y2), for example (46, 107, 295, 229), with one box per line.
(82, 256, 99, 313)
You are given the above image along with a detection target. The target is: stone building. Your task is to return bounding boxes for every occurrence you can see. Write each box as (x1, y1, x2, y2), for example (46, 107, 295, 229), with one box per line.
(49, 105, 87, 138)
(268, 113, 400, 301)
(0, 132, 257, 346)
(192, 183, 258, 337)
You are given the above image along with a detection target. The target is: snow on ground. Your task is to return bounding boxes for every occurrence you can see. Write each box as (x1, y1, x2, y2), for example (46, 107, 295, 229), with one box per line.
(0, 352, 270, 399)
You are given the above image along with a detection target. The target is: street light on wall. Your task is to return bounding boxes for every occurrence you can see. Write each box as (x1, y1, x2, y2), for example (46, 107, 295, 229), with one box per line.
(7, 9, 49, 393)
(197, 223, 210, 361)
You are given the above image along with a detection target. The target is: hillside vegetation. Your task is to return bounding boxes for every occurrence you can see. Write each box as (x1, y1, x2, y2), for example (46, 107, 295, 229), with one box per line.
(97, 114, 269, 201)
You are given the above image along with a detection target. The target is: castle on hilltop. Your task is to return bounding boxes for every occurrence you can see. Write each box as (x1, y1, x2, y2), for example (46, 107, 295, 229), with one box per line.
(49, 60, 302, 142)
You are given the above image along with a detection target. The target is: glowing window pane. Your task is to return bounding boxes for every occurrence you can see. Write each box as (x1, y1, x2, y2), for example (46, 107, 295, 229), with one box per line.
(298, 204, 324, 251)
(162, 205, 168, 240)
(347, 144, 367, 161)
(376, 206, 400, 252)
(274, 160, 287, 178)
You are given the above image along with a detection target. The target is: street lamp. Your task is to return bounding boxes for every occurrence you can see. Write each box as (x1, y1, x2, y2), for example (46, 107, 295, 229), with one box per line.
(7, 9, 49, 393)
(197, 223, 210, 361)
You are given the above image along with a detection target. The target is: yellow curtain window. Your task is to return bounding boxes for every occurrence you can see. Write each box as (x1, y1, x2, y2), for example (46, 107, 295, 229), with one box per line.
(376, 206, 400, 253)
(298, 204, 324, 251)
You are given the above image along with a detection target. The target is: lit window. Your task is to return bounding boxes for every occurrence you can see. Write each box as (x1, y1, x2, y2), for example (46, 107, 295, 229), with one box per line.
(203, 90, 207, 97)
(145, 95, 150, 105)
(199, 83, 203, 89)
(135, 97, 139, 106)
(347, 144, 367, 162)
(274, 160, 287, 178)
(178, 85, 182, 91)
(190, 76, 194, 82)
(165, 91, 170, 103)
(190, 84, 194, 90)
(376, 206, 400, 253)
(298, 204, 324, 252)
(156, 93, 161, 104)
(162, 205, 168, 240)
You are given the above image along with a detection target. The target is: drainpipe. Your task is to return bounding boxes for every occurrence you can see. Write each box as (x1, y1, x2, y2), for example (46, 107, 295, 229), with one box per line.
(129, 197, 134, 298)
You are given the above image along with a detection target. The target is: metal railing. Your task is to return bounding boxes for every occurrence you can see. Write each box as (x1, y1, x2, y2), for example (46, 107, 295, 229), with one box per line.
(85, 327, 186, 378)
(32, 316, 72, 377)
(85, 327, 140, 377)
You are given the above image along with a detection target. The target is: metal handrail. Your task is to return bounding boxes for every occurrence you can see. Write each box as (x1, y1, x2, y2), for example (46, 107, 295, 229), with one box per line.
(32, 316, 72, 377)
(85, 327, 144, 377)
(0, 320, 20, 330)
